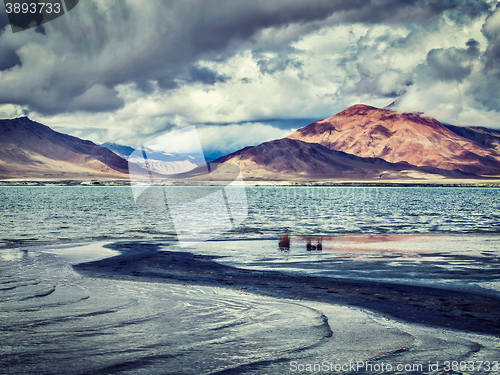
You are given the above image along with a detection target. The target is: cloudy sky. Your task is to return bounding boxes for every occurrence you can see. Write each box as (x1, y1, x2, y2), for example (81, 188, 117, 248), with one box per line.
(0, 0, 499, 156)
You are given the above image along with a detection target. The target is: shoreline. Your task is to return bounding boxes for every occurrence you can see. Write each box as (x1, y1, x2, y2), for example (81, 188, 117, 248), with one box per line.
(1, 179, 500, 187)
(73, 241, 500, 337)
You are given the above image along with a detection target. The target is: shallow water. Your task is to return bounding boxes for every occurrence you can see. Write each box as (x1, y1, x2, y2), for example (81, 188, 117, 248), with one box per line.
(0, 248, 330, 374)
(185, 234, 500, 297)
(2, 186, 500, 374)
(1, 244, 500, 374)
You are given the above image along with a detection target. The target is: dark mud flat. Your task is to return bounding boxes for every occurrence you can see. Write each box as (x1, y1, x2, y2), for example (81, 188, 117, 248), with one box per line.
(74, 242, 500, 336)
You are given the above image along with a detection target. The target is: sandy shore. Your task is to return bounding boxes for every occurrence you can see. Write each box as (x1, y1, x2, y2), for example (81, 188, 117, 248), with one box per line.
(1, 178, 500, 187)
(73, 241, 500, 337)
(4, 241, 497, 373)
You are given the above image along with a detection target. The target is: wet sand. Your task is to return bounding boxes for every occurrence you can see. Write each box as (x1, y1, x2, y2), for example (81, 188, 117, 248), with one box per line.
(73, 241, 500, 337)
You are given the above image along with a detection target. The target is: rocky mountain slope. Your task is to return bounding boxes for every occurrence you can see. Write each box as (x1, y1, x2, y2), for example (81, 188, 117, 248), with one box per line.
(287, 105, 500, 176)
(0, 117, 130, 179)
(207, 137, 456, 181)
(443, 124, 500, 155)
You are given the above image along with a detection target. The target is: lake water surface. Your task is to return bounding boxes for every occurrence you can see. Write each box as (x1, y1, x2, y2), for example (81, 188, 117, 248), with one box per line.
(1, 186, 500, 246)
(1, 186, 500, 374)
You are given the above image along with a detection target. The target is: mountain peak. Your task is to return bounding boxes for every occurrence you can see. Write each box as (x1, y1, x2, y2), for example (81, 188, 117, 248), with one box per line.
(208, 137, 449, 180)
(11, 116, 37, 125)
(0, 117, 131, 179)
(287, 104, 500, 175)
(336, 104, 381, 117)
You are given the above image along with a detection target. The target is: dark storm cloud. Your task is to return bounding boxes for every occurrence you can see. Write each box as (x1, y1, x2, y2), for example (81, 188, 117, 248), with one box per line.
(469, 3, 500, 111)
(341, 0, 490, 24)
(186, 0, 366, 54)
(0, 12, 9, 33)
(426, 0, 490, 22)
(421, 40, 480, 82)
(156, 76, 180, 91)
(70, 84, 125, 112)
(0, 0, 494, 116)
(188, 66, 228, 85)
(0, 48, 21, 71)
(1, 0, 353, 115)
(35, 25, 46, 35)
(465, 38, 480, 55)
(256, 54, 303, 75)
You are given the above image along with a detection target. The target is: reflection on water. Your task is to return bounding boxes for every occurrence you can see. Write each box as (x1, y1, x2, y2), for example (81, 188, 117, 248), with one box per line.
(189, 234, 500, 297)
(306, 236, 323, 251)
(278, 230, 290, 251)
(0, 247, 29, 261)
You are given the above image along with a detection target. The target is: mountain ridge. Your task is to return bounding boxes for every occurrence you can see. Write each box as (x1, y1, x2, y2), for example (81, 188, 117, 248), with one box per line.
(0, 117, 130, 179)
(206, 137, 461, 181)
(2, 106, 500, 181)
(286, 104, 500, 176)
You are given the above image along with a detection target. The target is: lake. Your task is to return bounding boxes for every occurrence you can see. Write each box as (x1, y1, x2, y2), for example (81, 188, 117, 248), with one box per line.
(1, 186, 500, 374)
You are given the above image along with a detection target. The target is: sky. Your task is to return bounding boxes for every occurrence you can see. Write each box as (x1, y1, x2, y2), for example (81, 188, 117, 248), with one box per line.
(0, 0, 499, 156)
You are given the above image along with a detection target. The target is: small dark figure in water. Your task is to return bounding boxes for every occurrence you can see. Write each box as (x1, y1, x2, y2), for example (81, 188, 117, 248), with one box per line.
(315, 237, 323, 251)
(279, 231, 290, 251)
(306, 236, 322, 251)
(306, 237, 315, 251)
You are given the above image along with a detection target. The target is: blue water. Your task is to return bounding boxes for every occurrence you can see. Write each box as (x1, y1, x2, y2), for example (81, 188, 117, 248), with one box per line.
(1, 186, 500, 247)
(2, 186, 500, 374)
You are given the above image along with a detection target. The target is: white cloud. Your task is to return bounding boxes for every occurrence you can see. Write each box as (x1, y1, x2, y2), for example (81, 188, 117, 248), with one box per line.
(0, 104, 26, 118)
(146, 126, 203, 155)
(196, 123, 293, 154)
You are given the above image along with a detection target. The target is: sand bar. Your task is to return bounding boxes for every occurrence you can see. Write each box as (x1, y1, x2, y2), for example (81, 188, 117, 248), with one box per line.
(73, 240, 500, 337)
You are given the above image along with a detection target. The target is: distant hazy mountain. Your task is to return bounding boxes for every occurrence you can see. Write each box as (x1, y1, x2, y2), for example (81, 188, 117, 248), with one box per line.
(0, 117, 131, 179)
(287, 104, 500, 176)
(101, 142, 208, 176)
(102, 142, 206, 163)
(101, 142, 136, 159)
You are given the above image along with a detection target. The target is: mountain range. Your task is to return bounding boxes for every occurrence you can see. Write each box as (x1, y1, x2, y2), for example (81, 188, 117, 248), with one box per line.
(102, 142, 206, 176)
(1, 105, 500, 181)
(209, 137, 453, 181)
(205, 104, 500, 180)
(0, 117, 130, 179)
(286, 105, 500, 176)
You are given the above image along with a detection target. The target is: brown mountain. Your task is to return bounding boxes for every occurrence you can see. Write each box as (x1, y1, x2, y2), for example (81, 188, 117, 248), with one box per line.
(206, 138, 456, 181)
(287, 105, 500, 176)
(0, 117, 130, 179)
(444, 124, 500, 154)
